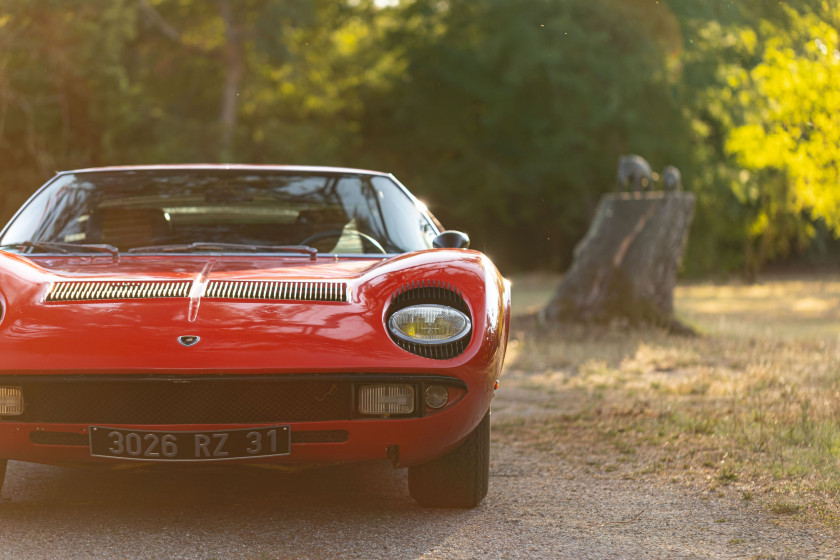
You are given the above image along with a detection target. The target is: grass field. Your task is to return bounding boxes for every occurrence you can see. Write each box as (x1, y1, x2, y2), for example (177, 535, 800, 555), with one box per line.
(503, 273, 840, 528)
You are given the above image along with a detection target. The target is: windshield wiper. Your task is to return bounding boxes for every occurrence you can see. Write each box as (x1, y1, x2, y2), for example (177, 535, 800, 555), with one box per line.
(1, 241, 68, 254)
(127, 242, 318, 261)
(1, 241, 120, 261)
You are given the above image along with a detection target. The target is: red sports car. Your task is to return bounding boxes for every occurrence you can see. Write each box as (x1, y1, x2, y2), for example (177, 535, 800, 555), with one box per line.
(0, 165, 510, 508)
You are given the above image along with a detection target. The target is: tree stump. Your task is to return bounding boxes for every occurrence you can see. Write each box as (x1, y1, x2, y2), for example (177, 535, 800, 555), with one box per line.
(543, 191, 695, 332)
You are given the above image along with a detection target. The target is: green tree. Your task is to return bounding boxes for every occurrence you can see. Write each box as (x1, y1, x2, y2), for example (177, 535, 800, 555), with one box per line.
(0, 0, 136, 217)
(724, 5, 840, 275)
(0, 0, 375, 222)
(3, 0, 838, 278)
(357, 0, 689, 269)
(117, 0, 351, 163)
(672, 0, 839, 277)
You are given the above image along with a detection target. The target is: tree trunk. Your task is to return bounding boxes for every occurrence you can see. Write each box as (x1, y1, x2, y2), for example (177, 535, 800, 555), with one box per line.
(544, 191, 695, 331)
(217, 0, 244, 162)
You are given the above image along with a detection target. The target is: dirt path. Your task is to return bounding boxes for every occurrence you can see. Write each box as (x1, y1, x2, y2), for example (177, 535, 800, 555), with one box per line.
(489, 382, 839, 559)
(1, 380, 836, 560)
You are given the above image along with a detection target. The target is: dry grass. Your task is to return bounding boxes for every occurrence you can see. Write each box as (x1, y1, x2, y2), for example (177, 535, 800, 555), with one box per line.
(500, 273, 840, 528)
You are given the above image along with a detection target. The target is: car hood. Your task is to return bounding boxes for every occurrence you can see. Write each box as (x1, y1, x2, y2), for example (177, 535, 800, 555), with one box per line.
(0, 251, 508, 374)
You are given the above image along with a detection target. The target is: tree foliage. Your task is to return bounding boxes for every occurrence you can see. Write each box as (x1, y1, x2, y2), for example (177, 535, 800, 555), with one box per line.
(352, 0, 690, 267)
(672, 0, 840, 276)
(0, 0, 837, 275)
(724, 6, 840, 273)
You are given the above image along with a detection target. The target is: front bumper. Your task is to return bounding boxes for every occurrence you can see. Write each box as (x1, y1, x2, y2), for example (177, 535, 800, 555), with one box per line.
(0, 373, 492, 468)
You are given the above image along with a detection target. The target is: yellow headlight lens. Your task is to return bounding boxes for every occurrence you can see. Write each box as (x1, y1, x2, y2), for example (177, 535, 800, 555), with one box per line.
(388, 304, 471, 344)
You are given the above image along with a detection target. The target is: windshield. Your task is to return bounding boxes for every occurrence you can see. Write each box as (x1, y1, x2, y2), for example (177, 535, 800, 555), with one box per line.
(0, 169, 439, 255)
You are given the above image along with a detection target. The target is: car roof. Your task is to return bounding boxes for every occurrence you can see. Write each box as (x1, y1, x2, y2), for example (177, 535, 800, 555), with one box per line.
(57, 164, 393, 177)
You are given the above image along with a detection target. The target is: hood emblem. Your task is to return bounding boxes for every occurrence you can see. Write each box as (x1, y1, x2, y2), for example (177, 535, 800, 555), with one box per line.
(178, 335, 200, 347)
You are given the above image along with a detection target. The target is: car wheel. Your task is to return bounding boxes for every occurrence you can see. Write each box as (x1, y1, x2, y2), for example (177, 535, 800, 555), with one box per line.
(0, 460, 6, 496)
(408, 410, 490, 508)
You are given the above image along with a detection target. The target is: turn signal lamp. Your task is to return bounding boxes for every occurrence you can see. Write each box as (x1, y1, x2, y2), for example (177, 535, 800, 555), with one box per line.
(0, 386, 23, 416)
(388, 304, 471, 345)
(425, 385, 449, 409)
(359, 384, 415, 415)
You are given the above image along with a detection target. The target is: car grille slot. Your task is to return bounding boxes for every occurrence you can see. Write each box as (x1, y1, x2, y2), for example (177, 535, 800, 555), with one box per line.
(204, 281, 348, 302)
(18, 379, 353, 424)
(47, 281, 191, 302)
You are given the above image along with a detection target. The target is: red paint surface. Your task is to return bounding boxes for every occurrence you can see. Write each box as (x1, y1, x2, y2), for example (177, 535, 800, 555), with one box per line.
(0, 249, 510, 467)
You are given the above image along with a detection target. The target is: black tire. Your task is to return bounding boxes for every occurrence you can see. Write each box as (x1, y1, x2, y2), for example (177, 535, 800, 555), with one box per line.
(408, 411, 490, 508)
(0, 460, 6, 496)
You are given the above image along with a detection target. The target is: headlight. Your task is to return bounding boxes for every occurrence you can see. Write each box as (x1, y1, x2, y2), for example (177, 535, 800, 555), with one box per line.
(387, 304, 471, 345)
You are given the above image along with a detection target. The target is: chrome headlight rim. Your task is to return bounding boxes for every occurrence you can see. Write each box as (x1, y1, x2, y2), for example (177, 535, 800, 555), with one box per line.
(387, 303, 472, 346)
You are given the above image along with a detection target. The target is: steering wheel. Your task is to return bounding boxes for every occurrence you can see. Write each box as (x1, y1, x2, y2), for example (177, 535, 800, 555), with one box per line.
(301, 229, 387, 254)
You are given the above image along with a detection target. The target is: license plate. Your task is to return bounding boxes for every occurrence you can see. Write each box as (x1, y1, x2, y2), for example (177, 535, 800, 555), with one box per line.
(89, 426, 291, 462)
